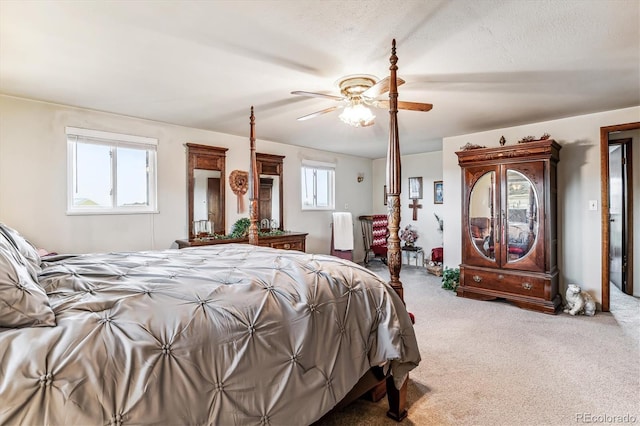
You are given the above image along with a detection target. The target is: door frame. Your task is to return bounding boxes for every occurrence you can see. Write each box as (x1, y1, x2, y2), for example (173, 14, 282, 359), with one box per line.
(600, 121, 639, 311)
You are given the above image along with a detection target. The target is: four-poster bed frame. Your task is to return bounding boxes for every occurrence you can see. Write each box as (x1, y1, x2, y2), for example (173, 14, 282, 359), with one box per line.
(0, 40, 417, 426)
(246, 39, 409, 421)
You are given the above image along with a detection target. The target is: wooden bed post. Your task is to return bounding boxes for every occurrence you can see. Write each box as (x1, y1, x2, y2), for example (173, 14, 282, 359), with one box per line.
(385, 39, 409, 422)
(248, 106, 259, 245)
(386, 39, 403, 302)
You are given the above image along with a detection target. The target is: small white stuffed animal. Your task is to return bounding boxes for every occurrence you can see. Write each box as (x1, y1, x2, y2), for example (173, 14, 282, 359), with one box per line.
(563, 284, 596, 316)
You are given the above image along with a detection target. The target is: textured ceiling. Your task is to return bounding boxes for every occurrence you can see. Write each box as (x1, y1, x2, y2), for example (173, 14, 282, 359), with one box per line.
(1, 0, 638, 158)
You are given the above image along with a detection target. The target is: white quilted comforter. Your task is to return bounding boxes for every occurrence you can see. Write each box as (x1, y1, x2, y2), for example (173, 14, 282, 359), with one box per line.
(0, 244, 420, 425)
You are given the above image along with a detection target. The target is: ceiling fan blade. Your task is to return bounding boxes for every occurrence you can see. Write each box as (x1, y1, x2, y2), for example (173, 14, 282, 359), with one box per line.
(374, 100, 433, 112)
(397, 100, 433, 112)
(361, 76, 406, 99)
(291, 91, 345, 101)
(296, 106, 341, 121)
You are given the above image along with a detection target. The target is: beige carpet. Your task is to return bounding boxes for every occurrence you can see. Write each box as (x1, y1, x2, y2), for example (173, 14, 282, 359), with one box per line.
(317, 263, 640, 426)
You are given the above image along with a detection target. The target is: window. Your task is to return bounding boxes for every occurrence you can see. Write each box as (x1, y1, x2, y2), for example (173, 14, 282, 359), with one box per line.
(66, 127, 158, 214)
(301, 160, 335, 210)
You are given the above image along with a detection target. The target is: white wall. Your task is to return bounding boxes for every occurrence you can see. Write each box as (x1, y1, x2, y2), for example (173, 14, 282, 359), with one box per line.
(372, 151, 444, 261)
(0, 95, 372, 259)
(441, 106, 640, 305)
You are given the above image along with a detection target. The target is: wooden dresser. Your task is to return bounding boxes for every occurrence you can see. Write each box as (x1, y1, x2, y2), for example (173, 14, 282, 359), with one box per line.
(456, 140, 561, 314)
(176, 232, 307, 252)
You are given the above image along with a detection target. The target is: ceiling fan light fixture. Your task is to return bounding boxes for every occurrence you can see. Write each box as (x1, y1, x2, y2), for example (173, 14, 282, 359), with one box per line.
(339, 102, 375, 128)
(336, 74, 378, 96)
(293, 72, 431, 125)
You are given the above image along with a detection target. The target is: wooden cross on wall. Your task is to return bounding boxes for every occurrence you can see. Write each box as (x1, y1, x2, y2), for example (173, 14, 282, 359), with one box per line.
(408, 199, 422, 220)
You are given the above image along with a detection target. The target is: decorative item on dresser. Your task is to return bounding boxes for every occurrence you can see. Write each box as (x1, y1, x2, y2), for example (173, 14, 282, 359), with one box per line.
(456, 139, 562, 314)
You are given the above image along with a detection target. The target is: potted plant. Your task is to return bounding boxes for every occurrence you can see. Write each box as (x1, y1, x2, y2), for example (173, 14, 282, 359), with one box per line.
(441, 267, 460, 292)
(229, 218, 251, 239)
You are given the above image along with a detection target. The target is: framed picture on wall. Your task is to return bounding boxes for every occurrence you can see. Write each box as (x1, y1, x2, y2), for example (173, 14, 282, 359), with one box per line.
(383, 185, 388, 205)
(434, 180, 443, 204)
(408, 177, 422, 199)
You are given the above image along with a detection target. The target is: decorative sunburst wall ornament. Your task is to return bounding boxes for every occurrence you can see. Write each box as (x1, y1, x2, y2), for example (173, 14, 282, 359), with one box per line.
(229, 170, 248, 213)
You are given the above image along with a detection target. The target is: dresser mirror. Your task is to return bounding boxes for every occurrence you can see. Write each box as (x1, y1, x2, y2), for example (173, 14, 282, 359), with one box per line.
(186, 143, 228, 239)
(469, 171, 496, 260)
(256, 153, 284, 231)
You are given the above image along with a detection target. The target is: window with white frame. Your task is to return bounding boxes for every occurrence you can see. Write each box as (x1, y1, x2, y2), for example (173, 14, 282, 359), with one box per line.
(301, 160, 335, 210)
(66, 127, 158, 214)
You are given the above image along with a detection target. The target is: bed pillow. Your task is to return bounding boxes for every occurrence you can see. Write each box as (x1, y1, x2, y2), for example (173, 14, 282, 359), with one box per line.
(0, 223, 41, 278)
(0, 244, 55, 328)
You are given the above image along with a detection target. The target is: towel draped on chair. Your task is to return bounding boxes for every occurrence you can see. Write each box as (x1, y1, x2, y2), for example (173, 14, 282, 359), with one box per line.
(332, 212, 354, 251)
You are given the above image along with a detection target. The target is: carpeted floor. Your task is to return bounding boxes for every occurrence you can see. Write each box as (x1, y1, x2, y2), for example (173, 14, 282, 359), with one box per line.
(317, 262, 640, 426)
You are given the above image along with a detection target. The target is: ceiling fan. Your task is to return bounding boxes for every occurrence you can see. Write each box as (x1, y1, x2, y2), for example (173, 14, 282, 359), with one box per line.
(291, 74, 433, 127)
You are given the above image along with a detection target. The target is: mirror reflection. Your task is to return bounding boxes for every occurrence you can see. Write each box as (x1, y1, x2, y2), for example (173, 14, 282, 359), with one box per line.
(506, 170, 537, 261)
(256, 153, 284, 232)
(259, 176, 280, 231)
(186, 143, 227, 240)
(469, 171, 495, 260)
(193, 169, 222, 233)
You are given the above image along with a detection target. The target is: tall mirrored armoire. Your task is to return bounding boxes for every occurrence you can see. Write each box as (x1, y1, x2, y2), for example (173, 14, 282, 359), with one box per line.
(456, 139, 561, 314)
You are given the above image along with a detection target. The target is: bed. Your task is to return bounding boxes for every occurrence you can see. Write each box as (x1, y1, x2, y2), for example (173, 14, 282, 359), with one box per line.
(0, 40, 419, 425)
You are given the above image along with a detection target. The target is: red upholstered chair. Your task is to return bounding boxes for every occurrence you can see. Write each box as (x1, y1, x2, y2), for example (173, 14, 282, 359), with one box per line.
(370, 215, 389, 264)
(431, 247, 443, 264)
(359, 215, 389, 265)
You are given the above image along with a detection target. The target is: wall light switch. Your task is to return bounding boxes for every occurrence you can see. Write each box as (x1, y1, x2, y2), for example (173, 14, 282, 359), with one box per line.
(588, 200, 598, 211)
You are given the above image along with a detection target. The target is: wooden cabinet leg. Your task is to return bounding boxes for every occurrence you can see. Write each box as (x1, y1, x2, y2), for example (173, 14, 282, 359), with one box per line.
(385, 375, 408, 421)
